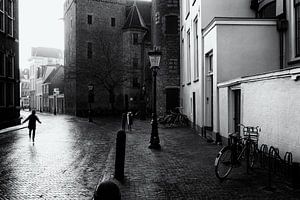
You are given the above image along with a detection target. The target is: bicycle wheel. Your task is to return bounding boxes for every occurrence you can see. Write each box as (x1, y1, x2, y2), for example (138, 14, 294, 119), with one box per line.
(215, 146, 233, 180)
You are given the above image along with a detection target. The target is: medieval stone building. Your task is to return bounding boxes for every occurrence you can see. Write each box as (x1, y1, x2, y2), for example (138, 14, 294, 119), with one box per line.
(64, 0, 180, 116)
(64, 0, 152, 116)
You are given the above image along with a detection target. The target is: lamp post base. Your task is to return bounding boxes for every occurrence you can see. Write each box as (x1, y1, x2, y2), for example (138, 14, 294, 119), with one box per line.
(149, 142, 161, 150)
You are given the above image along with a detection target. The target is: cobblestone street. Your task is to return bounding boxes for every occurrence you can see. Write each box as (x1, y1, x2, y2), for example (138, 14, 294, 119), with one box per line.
(0, 111, 119, 199)
(1, 111, 300, 199)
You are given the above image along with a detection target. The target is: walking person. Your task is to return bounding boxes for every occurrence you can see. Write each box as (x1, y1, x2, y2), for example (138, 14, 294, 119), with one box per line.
(22, 110, 42, 143)
(127, 111, 133, 131)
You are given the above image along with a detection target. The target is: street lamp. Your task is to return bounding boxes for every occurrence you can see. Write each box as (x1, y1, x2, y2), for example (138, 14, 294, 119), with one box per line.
(88, 83, 94, 122)
(148, 48, 162, 150)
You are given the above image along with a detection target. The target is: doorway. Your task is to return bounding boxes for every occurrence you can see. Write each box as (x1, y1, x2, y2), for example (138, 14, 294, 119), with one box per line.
(192, 92, 196, 126)
(205, 75, 213, 131)
(166, 88, 179, 112)
(233, 89, 241, 133)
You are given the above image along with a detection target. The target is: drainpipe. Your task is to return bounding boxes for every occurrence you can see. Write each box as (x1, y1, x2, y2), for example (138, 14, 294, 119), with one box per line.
(277, 0, 288, 69)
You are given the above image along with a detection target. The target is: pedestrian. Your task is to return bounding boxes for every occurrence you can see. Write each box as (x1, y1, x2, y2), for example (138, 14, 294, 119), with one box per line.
(22, 110, 42, 143)
(127, 111, 133, 131)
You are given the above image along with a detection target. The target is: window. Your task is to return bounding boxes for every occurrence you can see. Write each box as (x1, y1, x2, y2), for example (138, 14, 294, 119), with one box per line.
(207, 52, 213, 73)
(296, 0, 300, 56)
(187, 30, 191, 83)
(87, 42, 93, 59)
(168, 58, 178, 71)
(133, 58, 138, 69)
(132, 77, 140, 88)
(0, 52, 4, 76)
(7, 0, 13, 36)
(167, 0, 179, 7)
(87, 15, 92, 25)
(132, 33, 138, 45)
(6, 55, 13, 78)
(0, 82, 5, 106)
(165, 15, 178, 34)
(7, 82, 14, 106)
(194, 18, 199, 80)
(111, 18, 115, 27)
(258, 2, 276, 18)
(0, 0, 4, 32)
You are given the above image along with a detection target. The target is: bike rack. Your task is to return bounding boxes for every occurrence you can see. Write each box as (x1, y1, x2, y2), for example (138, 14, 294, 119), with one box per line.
(259, 144, 268, 169)
(259, 144, 294, 190)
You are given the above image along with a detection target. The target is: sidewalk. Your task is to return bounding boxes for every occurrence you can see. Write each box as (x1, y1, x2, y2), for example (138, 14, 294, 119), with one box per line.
(99, 119, 300, 200)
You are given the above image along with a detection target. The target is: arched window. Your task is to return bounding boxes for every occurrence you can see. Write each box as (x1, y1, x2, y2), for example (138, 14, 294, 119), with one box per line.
(258, 1, 276, 18)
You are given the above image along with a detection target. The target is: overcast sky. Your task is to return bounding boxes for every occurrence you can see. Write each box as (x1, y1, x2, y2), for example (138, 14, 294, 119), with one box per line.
(19, 0, 64, 69)
(19, 0, 151, 69)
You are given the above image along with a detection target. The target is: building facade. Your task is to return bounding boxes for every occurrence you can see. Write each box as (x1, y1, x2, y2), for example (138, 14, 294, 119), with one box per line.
(43, 65, 65, 114)
(180, 0, 281, 140)
(64, 0, 152, 116)
(217, 0, 300, 161)
(20, 68, 30, 109)
(29, 47, 63, 111)
(0, 0, 20, 129)
(181, 0, 300, 161)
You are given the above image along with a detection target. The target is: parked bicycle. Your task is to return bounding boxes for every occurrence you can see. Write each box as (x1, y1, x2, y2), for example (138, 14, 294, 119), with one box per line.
(215, 124, 261, 180)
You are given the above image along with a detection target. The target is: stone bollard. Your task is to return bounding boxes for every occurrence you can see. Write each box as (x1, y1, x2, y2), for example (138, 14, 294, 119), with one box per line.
(121, 113, 127, 131)
(93, 180, 121, 200)
(114, 130, 126, 181)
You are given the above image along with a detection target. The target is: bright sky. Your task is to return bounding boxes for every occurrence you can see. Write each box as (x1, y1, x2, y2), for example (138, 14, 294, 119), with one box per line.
(19, 0, 64, 69)
(19, 0, 152, 69)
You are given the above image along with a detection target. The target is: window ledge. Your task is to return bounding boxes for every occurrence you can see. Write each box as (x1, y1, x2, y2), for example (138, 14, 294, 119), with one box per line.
(288, 57, 300, 66)
(192, 0, 196, 6)
(185, 12, 190, 20)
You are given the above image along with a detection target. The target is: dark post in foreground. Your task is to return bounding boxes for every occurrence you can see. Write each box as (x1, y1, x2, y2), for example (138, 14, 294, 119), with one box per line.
(94, 180, 121, 200)
(148, 48, 162, 149)
(88, 83, 94, 122)
(114, 130, 126, 181)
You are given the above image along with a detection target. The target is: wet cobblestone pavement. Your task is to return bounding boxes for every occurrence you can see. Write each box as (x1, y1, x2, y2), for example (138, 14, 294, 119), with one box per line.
(102, 120, 300, 200)
(0, 111, 119, 200)
(1, 111, 300, 199)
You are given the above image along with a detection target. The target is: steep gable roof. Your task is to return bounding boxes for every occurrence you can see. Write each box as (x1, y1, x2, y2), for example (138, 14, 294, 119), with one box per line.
(123, 1, 148, 31)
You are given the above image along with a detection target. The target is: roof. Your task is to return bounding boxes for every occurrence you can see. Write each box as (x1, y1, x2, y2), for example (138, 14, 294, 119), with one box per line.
(43, 65, 64, 84)
(123, 1, 148, 30)
(31, 47, 63, 59)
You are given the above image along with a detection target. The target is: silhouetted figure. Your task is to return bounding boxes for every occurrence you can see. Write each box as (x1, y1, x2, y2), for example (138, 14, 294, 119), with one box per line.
(127, 112, 133, 131)
(22, 110, 41, 143)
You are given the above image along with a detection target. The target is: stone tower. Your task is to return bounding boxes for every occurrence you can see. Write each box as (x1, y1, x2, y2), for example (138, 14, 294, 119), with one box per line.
(151, 0, 180, 114)
(122, 1, 150, 111)
(64, 0, 126, 116)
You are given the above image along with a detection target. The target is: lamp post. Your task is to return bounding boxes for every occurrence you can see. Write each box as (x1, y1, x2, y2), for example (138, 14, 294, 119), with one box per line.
(88, 83, 94, 122)
(148, 48, 162, 149)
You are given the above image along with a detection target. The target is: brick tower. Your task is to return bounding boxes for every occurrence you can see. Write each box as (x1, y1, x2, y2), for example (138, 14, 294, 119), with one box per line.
(151, 0, 180, 115)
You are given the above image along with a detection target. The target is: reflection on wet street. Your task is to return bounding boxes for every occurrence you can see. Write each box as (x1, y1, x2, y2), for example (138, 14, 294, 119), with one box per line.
(0, 111, 119, 199)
